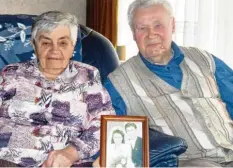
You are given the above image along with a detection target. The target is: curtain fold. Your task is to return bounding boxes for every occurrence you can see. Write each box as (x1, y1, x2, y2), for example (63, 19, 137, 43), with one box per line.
(172, 0, 233, 68)
(86, 0, 118, 47)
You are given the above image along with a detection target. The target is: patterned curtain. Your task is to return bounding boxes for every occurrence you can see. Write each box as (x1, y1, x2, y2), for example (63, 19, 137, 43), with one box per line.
(86, 0, 118, 47)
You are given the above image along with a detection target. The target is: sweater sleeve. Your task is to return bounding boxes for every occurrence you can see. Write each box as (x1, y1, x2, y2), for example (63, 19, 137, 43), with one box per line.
(69, 69, 115, 159)
(214, 56, 233, 119)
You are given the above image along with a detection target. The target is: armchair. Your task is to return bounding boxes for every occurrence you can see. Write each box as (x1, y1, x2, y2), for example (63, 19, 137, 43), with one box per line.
(0, 14, 187, 167)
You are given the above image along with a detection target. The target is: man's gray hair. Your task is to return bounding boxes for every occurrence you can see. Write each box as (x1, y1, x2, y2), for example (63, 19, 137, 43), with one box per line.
(31, 11, 78, 45)
(128, 0, 173, 31)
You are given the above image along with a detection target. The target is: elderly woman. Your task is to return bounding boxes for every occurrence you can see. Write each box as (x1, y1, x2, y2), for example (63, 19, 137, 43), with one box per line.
(0, 11, 115, 167)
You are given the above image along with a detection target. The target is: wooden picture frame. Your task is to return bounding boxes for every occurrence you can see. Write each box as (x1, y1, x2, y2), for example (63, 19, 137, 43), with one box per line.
(100, 115, 149, 167)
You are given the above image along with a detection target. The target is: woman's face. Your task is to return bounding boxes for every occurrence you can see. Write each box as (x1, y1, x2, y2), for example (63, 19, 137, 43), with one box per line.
(33, 25, 75, 76)
(113, 132, 123, 145)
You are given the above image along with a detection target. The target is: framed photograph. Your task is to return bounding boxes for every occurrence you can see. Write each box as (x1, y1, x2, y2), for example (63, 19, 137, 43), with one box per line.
(100, 115, 149, 167)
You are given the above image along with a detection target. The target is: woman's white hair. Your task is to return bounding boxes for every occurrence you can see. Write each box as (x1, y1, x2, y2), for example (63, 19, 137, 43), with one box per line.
(127, 0, 173, 31)
(31, 11, 78, 45)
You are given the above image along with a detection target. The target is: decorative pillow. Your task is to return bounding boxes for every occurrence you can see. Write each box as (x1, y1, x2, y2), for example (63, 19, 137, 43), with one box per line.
(0, 14, 82, 70)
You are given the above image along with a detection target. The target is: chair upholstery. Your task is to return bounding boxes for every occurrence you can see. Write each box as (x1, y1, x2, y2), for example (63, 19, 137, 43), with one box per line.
(0, 14, 188, 167)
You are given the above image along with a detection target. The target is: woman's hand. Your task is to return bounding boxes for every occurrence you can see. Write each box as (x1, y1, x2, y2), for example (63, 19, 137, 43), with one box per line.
(42, 145, 79, 167)
(92, 157, 100, 167)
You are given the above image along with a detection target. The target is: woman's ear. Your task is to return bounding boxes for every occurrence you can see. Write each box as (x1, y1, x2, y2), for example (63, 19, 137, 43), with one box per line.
(30, 39, 36, 50)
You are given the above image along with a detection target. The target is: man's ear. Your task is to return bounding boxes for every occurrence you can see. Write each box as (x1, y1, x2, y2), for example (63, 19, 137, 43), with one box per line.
(133, 32, 136, 41)
(172, 17, 175, 33)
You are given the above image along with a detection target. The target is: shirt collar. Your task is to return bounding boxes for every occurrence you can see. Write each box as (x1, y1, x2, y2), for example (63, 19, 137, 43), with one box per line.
(139, 41, 184, 69)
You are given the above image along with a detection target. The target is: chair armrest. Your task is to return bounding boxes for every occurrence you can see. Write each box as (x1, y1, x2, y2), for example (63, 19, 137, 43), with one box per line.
(149, 128, 187, 167)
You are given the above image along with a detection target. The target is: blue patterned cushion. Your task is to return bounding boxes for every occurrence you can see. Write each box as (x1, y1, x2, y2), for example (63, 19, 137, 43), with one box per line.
(0, 14, 83, 70)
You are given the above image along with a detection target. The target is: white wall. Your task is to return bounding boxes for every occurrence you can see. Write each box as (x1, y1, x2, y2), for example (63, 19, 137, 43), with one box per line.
(0, 0, 86, 25)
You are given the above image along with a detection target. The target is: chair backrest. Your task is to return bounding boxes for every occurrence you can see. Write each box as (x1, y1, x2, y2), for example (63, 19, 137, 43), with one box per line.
(0, 14, 119, 83)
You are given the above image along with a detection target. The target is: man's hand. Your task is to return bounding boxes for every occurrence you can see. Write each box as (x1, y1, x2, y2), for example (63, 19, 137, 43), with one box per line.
(92, 157, 100, 168)
(42, 145, 79, 167)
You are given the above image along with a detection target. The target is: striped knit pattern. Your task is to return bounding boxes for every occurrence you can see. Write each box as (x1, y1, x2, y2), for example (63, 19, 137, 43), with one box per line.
(109, 47, 233, 162)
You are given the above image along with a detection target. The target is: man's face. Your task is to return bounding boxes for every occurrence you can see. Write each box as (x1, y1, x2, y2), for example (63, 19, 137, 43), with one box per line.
(126, 126, 137, 140)
(33, 25, 75, 74)
(133, 5, 175, 64)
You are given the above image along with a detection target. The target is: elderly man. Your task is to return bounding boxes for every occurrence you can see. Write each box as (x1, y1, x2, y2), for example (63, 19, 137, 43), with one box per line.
(0, 11, 115, 167)
(104, 0, 233, 167)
